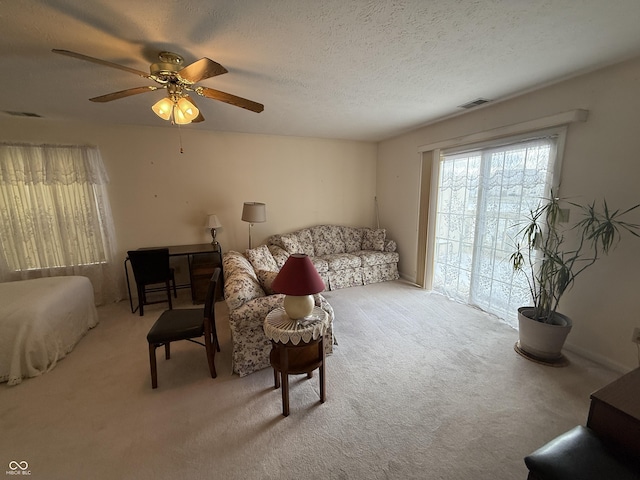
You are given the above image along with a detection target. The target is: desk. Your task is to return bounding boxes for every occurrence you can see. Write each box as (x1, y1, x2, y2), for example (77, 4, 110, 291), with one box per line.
(125, 243, 222, 312)
(587, 367, 640, 458)
(264, 307, 329, 417)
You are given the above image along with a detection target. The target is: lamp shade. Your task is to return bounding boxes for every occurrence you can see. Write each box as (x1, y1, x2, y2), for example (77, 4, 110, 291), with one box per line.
(172, 105, 190, 124)
(272, 254, 325, 296)
(241, 202, 266, 223)
(151, 97, 174, 120)
(176, 97, 199, 122)
(206, 214, 222, 229)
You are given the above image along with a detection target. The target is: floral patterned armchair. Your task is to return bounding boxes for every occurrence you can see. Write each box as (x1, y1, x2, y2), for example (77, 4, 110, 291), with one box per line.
(222, 249, 334, 377)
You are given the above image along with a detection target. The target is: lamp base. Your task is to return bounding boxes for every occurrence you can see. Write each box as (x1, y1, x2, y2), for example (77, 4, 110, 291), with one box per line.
(283, 295, 314, 320)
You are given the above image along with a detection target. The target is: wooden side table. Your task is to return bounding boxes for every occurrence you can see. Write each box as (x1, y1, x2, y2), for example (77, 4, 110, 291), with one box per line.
(264, 306, 329, 417)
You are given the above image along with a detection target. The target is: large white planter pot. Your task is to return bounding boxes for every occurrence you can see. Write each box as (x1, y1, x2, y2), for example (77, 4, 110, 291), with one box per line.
(516, 307, 572, 364)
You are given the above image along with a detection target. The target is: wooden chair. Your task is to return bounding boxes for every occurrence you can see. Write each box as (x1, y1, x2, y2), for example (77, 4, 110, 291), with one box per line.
(146, 268, 221, 389)
(127, 248, 177, 316)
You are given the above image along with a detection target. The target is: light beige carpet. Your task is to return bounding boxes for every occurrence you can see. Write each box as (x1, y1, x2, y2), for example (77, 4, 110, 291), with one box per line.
(0, 280, 618, 479)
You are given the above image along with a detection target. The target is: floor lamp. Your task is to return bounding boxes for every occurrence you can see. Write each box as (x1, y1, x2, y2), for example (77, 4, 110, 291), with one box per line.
(241, 202, 266, 249)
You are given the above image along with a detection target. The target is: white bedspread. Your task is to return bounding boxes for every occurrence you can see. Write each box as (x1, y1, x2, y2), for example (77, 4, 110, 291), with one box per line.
(0, 276, 99, 386)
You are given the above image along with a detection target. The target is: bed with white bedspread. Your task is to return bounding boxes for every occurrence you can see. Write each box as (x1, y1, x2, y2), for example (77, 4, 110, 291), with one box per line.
(0, 276, 99, 386)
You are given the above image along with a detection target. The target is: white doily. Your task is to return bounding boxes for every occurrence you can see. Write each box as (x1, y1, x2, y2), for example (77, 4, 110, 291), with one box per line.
(264, 307, 329, 345)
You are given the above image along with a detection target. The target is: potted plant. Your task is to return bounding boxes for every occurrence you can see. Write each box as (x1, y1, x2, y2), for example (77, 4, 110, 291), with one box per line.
(510, 192, 640, 364)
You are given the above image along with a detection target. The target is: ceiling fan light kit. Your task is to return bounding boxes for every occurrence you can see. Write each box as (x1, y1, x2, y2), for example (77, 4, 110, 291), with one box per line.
(152, 96, 200, 124)
(51, 49, 264, 126)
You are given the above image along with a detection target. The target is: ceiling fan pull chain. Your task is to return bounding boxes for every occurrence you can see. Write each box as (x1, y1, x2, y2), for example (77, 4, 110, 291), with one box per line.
(178, 124, 184, 154)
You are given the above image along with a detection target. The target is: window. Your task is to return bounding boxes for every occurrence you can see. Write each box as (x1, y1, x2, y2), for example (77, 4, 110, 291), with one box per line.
(0, 143, 119, 303)
(432, 134, 560, 327)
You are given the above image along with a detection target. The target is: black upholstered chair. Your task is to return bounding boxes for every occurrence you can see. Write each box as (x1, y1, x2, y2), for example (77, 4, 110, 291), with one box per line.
(146, 268, 221, 389)
(524, 425, 640, 480)
(127, 248, 177, 316)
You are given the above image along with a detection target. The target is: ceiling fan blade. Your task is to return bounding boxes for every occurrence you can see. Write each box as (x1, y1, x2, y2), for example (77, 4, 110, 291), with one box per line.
(195, 87, 264, 113)
(178, 58, 228, 84)
(52, 49, 150, 79)
(191, 111, 205, 123)
(184, 95, 205, 122)
(90, 86, 159, 103)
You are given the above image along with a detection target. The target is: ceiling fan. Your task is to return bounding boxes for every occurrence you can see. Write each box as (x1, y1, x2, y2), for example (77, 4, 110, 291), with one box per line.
(51, 49, 264, 124)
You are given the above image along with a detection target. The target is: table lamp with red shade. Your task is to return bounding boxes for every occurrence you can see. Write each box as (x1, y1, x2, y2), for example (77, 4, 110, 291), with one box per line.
(271, 253, 325, 319)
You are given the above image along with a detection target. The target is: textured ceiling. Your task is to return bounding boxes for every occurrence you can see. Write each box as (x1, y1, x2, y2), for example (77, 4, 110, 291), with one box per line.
(2, 0, 640, 141)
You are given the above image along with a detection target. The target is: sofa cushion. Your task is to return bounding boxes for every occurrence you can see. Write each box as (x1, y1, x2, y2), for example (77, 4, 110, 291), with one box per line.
(342, 226, 364, 253)
(280, 234, 302, 254)
(362, 228, 386, 251)
(267, 244, 289, 269)
(321, 253, 362, 270)
(310, 256, 329, 273)
(312, 225, 346, 256)
(266, 234, 285, 250)
(223, 251, 265, 310)
(358, 250, 400, 266)
(256, 269, 278, 295)
(245, 244, 278, 272)
(296, 229, 315, 257)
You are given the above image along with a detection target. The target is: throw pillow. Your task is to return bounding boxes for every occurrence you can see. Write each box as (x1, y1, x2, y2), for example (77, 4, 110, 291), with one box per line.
(362, 228, 386, 251)
(256, 269, 279, 295)
(342, 226, 364, 252)
(296, 229, 315, 257)
(268, 244, 290, 269)
(245, 244, 278, 272)
(312, 225, 346, 255)
(280, 234, 302, 254)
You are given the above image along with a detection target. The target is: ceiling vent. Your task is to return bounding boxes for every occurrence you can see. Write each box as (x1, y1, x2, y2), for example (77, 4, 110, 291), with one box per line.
(3, 111, 42, 118)
(458, 98, 491, 109)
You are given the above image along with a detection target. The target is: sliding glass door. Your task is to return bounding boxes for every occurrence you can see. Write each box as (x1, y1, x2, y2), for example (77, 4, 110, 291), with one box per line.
(432, 136, 558, 327)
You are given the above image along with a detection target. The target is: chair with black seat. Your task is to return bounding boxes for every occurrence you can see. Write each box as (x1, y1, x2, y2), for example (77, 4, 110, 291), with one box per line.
(147, 268, 221, 389)
(127, 248, 177, 316)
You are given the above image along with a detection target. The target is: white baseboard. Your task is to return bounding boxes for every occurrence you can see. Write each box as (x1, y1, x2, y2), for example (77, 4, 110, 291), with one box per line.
(563, 342, 629, 374)
(399, 272, 417, 284)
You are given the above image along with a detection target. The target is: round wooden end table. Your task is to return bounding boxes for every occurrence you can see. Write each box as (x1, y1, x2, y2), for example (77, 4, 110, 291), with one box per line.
(263, 306, 329, 417)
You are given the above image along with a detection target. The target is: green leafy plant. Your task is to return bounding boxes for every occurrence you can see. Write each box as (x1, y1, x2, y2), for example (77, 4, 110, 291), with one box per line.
(510, 193, 640, 324)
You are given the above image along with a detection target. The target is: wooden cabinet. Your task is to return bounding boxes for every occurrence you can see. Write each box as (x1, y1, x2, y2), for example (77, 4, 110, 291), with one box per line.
(587, 367, 640, 458)
(189, 246, 223, 304)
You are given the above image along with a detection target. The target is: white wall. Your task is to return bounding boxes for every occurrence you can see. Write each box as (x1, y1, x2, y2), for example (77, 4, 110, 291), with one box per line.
(0, 117, 377, 285)
(377, 55, 640, 371)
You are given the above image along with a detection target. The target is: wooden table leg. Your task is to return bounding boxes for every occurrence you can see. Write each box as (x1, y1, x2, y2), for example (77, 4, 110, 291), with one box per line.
(272, 342, 281, 389)
(149, 343, 158, 389)
(279, 343, 290, 417)
(319, 336, 326, 403)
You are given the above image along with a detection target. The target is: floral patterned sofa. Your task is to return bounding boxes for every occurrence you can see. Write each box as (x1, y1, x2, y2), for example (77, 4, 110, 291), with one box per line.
(222, 249, 334, 377)
(266, 225, 399, 290)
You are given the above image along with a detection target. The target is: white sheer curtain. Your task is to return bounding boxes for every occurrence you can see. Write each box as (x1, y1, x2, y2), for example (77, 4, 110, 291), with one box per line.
(432, 136, 557, 327)
(0, 143, 120, 304)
